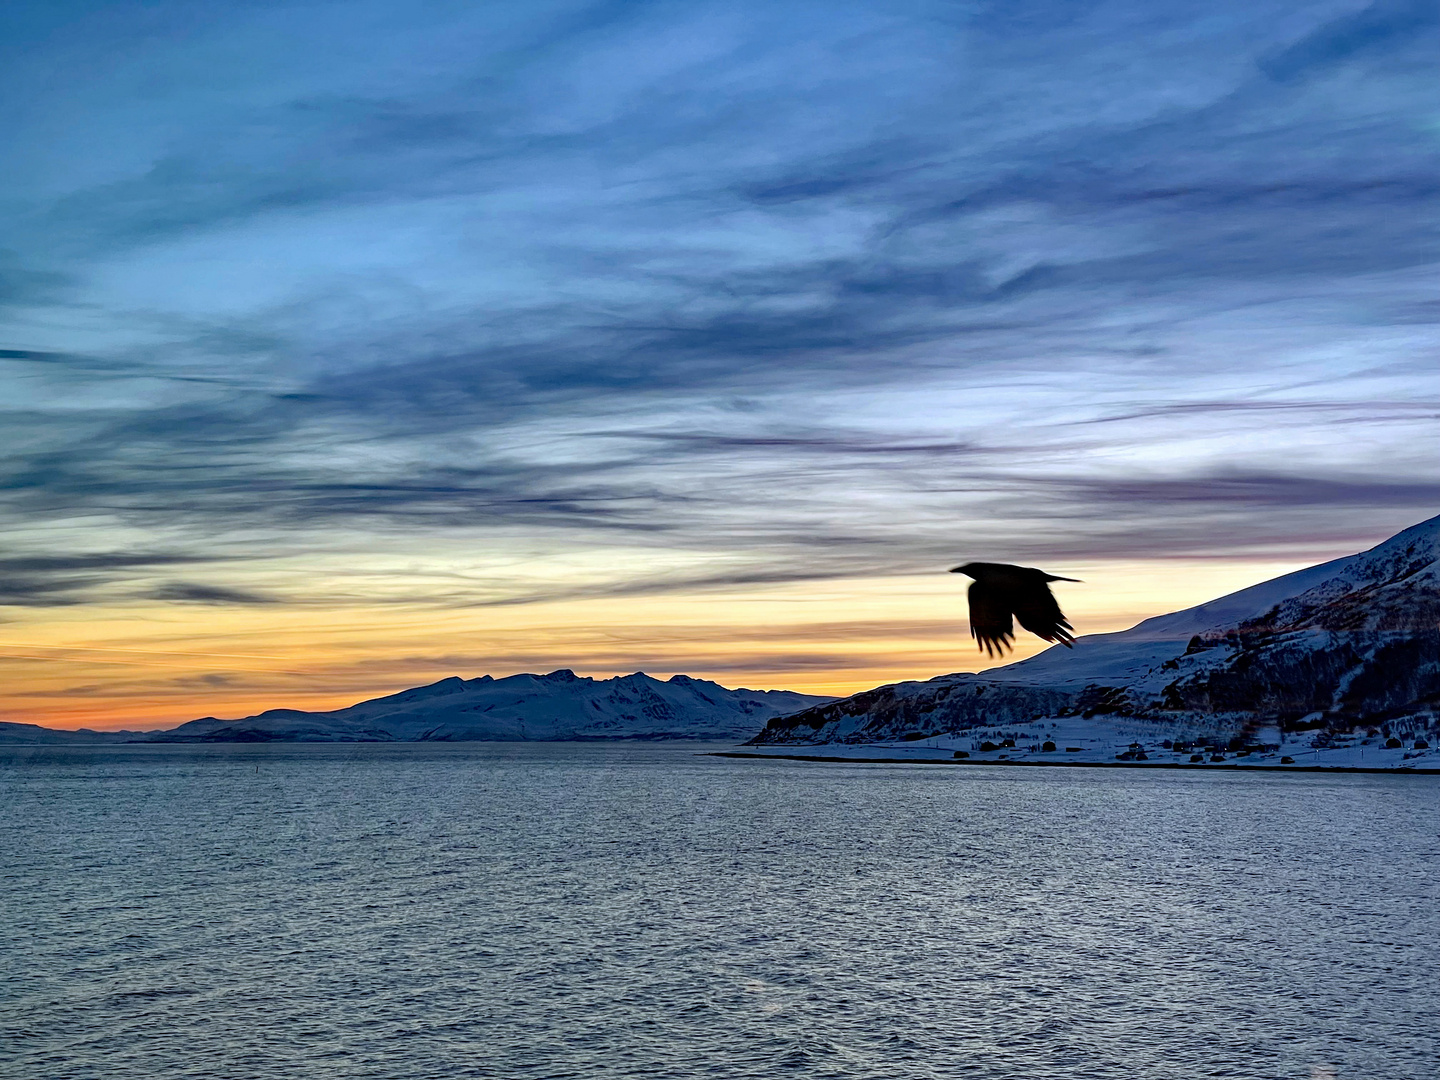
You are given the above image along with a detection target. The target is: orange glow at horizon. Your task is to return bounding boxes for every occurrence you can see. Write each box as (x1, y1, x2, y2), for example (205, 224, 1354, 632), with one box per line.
(0, 556, 1320, 731)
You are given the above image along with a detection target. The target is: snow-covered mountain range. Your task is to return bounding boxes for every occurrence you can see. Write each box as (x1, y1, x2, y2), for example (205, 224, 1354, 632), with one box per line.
(136, 670, 831, 742)
(751, 513, 1440, 748)
(7, 515, 1438, 755)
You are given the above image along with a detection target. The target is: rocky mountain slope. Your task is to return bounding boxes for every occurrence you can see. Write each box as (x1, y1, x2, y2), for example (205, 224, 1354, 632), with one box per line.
(147, 670, 831, 742)
(751, 514, 1440, 747)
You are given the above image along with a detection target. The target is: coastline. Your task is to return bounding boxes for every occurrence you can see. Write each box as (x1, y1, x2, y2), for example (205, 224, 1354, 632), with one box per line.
(708, 750, 1440, 775)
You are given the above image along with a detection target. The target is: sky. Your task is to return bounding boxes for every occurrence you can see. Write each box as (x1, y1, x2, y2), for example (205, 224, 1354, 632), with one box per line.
(2, 0, 1439, 729)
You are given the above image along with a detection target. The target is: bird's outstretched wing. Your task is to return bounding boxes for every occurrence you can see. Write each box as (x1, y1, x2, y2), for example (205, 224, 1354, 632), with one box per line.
(967, 580, 1015, 657)
(1013, 581, 1075, 648)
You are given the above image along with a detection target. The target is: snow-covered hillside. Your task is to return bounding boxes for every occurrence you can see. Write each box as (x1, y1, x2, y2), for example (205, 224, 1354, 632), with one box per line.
(752, 513, 1440, 749)
(151, 670, 832, 742)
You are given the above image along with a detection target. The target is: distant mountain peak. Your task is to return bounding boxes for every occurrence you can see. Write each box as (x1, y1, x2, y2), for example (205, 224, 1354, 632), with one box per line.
(141, 669, 834, 743)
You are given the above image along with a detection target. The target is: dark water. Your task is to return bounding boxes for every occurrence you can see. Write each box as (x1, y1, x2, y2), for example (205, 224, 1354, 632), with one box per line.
(2, 743, 1436, 1080)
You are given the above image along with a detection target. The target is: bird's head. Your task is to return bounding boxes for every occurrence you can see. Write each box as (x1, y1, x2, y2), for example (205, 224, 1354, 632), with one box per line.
(949, 563, 980, 578)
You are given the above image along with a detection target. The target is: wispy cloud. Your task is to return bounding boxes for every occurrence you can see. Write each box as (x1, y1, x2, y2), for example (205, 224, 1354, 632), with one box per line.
(0, 0, 1437, 616)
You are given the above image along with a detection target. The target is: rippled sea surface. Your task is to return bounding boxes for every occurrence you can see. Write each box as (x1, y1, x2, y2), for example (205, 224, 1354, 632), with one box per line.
(3, 743, 1438, 1079)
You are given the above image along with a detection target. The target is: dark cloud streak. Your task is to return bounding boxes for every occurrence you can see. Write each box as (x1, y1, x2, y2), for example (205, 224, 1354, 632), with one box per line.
(0, 553, 217, 608)
(147, 583, 281, 605)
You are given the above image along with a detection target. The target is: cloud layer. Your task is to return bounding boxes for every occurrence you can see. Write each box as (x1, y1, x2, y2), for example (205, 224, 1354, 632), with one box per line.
(2, 0, 1438, 616)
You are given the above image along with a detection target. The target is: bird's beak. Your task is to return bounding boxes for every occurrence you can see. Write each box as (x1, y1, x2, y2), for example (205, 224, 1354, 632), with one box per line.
(949, 566, 965, 574)
(1046, 575, 1082, 582)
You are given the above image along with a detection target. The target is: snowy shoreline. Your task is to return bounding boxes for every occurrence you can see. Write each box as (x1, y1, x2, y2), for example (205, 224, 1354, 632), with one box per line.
(739, 709, 1440, 773)
(711, 749, 1440, 775)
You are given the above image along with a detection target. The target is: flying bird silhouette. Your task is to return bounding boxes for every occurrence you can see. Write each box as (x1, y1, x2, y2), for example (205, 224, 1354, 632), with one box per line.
(950, 562, 1079, 657)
